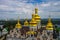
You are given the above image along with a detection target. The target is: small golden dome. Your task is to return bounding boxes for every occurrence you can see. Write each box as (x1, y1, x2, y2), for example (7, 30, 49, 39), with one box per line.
(34, 14, 41, 20)
(46, 18, 53, 30)
(15, 17, 22, 29)
(26, 31, 36, 35)
(24, 18, 29, 26)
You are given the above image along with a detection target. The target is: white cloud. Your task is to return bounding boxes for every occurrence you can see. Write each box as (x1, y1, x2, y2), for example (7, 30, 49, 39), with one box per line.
(53, 1, 60, 6)
(0, 0, 60, 19)
(40, 3, 51, 7)
(0, 5, 15, 11)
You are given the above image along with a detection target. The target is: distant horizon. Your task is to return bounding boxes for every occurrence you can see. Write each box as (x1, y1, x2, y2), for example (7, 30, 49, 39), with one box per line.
(0, 18, 60, 20)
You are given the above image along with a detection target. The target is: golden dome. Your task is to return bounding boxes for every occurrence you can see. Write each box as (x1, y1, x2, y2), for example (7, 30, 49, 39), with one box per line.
(46, 18, 53, 30)
(34, 8, 41, 22)
(29, 13, 37, 27)
(34, 14, 41, 21)
(26, 31, 36, 35)
(15, 17, 22, 29)
(24, 18, 29, 26)
(30, 18, 37, 27)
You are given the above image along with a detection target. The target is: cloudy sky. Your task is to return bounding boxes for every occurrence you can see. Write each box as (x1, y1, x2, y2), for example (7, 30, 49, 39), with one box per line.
(0, 0, 60, 19)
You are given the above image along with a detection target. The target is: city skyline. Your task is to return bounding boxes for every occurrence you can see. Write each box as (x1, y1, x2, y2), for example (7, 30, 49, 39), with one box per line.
(0, 0, 60, 19)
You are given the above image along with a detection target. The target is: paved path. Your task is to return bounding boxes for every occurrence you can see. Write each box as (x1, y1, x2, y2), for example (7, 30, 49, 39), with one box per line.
(0, 36, 5, 40)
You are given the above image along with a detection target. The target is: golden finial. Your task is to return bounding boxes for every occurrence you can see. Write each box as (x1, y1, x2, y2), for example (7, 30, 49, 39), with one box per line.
(48, 15, 52, 23)
(32, 13, 35, 18)
(35, 3, 38, 14)
(18, 16, 20, 24)
(35, 8, 38, 14)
